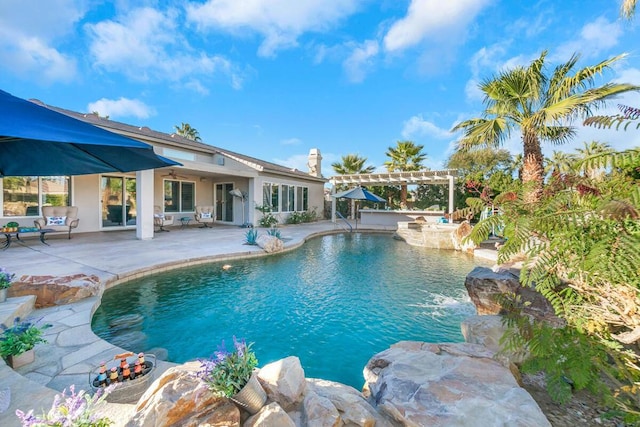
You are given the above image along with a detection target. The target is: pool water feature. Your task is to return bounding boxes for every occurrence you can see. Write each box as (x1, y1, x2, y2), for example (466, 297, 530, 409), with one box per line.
(92, 233, 489, 388)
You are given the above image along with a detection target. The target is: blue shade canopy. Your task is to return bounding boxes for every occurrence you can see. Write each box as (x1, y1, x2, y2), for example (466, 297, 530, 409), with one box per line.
(332, 186, 386, 203)
(0, 89, 180, 176)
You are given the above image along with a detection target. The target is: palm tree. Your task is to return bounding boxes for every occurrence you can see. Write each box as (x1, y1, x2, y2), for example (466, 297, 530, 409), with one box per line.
(452, 51, 638, 203)
(174, 123, 202, 142)
(575, 141, 613, 180)
(545, 150, 577, 177)
(331, 154, 375, 175)
(622, 0, 637, 19)
(384, 141, 427, 207)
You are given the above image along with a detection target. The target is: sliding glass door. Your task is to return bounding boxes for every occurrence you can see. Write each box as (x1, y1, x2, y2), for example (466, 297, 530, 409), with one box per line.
(101, 176, 136, 227)
(215, 183, 234, 222)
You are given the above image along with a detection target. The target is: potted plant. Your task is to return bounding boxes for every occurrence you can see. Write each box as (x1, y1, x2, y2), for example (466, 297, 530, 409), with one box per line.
(0, 267, 15, 303)
(0, 317, 50, 368)
(197, 336, 266, 414)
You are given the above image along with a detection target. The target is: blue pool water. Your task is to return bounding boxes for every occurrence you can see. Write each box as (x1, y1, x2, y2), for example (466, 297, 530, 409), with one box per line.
(92, 233, 487, 388)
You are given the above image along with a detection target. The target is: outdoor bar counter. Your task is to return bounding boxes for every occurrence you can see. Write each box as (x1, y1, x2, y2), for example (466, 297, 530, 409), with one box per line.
(359, 209, 445, 226)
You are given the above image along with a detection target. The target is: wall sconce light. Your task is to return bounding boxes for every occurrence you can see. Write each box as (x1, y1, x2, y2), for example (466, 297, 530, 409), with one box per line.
(200, 177, 207, 182)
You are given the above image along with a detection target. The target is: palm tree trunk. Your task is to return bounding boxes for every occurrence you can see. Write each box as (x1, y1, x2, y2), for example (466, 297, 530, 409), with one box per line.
(522, 130, 544, 203)
(400, 185, 408, 208)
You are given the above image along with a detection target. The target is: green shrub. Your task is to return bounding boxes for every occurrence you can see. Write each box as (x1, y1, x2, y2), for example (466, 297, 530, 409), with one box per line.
(255, 205, 278, 228)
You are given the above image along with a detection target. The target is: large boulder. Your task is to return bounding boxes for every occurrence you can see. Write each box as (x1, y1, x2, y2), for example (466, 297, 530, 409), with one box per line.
(363, 341, 550, 427)
(451, 220, 476, 252)
(257, 356, 306, 411)
(303, 390, 341, 427)
(256, 235, 284, 253)
(9, 274, 101, 307)
(126, 361, 240, 427)
(245, 402, 296, 427)
(464, 267, 561, 325)
(461, 314, 527, 365)
(307, 378, 393, 427)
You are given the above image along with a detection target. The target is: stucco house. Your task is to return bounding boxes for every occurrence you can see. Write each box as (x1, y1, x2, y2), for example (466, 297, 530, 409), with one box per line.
(0, 99, 326, 239)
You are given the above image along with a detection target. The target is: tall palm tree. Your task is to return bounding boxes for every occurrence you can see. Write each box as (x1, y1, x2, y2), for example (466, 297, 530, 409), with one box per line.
(331, 154, 375, 175)
(622, 0, 637, 19)
(384, 141, 427, 207)
(452, 51, 638, 202)
(174, 123, 202, 142)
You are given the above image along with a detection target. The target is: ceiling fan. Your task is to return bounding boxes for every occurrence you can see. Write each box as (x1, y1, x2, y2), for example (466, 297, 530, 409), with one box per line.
(161, 169, 188, 179)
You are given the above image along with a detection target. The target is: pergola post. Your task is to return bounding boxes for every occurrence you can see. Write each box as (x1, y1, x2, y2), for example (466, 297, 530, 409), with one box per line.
(448, 175, 455, 215)
(331, 186, 337, 223)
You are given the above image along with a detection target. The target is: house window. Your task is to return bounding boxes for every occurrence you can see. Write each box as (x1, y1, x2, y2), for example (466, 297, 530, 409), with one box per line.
(1, 176, 70, 217)
(164, 180, 195, 213)
(297, 186, 309, 211)
(262, 182, 279, 212)
(281, 185, 295, 212)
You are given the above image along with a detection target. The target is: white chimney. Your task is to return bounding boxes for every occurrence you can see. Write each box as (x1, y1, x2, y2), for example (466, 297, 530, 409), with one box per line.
(308, 148, 322, 177)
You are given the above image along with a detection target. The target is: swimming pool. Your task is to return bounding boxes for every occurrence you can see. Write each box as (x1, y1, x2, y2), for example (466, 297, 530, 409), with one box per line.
(92, 233, 488, 388)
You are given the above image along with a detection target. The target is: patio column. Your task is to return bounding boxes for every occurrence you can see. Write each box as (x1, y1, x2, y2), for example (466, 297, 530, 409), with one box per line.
(247, 178, 256, 226)
(448, 175, 455, 215)
(136, 169, 154, 240)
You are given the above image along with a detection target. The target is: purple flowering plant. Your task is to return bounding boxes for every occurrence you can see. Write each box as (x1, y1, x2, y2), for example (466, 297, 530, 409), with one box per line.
(0, 267, 15, 289)
(16, 384, 114, 427)
(197, 336, 258, 397)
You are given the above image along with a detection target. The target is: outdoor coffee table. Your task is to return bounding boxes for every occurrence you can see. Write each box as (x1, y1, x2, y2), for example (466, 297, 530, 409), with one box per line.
(2, 228, 55, 250)
(179, 217, 192, 228)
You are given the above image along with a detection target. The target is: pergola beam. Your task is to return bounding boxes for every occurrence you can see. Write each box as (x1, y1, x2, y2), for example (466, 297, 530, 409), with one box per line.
(329, 169, 457, 186)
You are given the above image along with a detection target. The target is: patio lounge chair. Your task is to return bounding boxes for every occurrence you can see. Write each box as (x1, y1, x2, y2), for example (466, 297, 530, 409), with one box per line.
(195, 206, 215, 228)
(34, 206, 80, 239)
(154, 206, 174, 232)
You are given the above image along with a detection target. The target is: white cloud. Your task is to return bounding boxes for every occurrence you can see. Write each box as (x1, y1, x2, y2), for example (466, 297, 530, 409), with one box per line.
(383, 0, 492, 53)
(272, 154, 310, 171)
(0, 0, 83, 83)
(464, 78, 483, 102)
(281, 137, 302, 145)
(343, 40, 379, 83)
(85, 7, 244, 90)
(87, 97, 155, 119)
(186, 0, 362, 57)
(552, 17, 622, 62)
(401, 115, 451, 140)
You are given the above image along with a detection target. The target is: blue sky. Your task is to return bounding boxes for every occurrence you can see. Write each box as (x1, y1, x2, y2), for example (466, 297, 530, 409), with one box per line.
(1, 0, 639, 174)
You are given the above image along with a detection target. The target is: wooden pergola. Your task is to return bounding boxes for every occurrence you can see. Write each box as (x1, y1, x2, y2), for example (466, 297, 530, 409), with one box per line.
(328, 169, 458, 222)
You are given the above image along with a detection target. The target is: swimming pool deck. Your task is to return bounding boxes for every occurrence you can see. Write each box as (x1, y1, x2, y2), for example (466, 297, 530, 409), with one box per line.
(0, 221, 494, 426)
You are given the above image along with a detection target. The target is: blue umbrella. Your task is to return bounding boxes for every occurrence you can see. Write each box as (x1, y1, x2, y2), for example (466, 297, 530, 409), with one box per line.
(332, 186, 386, 229)
(332, 186, 386, 203)
(0, 89, 180, 176)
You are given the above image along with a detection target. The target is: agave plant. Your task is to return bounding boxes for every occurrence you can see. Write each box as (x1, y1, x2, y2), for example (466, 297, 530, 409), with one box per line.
(244, 229, 259, 245)
(266, 228, 281, 239)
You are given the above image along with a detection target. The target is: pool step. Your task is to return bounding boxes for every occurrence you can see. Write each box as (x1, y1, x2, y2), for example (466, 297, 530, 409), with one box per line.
(0, 295, 36, 327)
